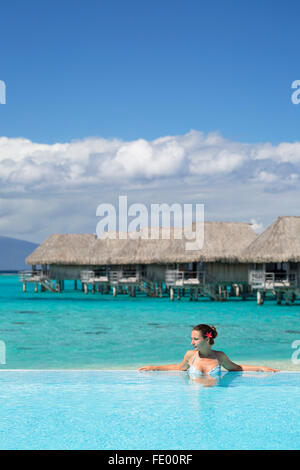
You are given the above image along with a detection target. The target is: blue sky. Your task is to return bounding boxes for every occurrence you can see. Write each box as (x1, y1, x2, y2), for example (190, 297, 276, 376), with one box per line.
(1, 0, 300, 242)
(1, 0, 300, 143)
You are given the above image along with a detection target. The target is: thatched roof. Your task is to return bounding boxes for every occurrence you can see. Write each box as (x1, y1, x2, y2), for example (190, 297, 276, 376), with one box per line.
(241, 216, 300, 263)
(26, 222, 257, 265)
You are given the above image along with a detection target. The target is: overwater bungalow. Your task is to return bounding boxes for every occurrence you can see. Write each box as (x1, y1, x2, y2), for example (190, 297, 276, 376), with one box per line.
(161, 222, 257, 300)
(20, 222, 258, 301)
(241, 216, 300, 304)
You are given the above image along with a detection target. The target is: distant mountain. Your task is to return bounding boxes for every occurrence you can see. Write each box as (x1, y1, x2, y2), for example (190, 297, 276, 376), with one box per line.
(0, 236, 38, 271)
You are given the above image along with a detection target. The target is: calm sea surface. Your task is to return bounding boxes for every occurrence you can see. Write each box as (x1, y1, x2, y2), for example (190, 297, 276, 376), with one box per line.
(0, 275, 299, 370)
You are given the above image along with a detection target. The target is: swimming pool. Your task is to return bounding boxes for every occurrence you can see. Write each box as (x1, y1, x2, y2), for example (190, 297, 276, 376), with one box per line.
(0, 370, 299, 450)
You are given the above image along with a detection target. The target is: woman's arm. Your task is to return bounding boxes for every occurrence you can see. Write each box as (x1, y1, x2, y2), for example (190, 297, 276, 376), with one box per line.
(138, 351, 193, 371)
(218, 352, 279, 372)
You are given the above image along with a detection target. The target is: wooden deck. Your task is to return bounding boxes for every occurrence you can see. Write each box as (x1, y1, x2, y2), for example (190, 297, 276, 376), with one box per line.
(18, 267, 298, 304)
(248, 270, 299, 304)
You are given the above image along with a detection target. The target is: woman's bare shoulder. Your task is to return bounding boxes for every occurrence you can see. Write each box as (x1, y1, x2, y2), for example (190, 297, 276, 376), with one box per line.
(185, 350, 196, 359)
(214, 350, 226, 359)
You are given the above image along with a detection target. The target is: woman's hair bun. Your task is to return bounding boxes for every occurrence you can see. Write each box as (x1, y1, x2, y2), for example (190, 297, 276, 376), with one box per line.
(210, 325, 218, 338)
(192, 324, 218, 344)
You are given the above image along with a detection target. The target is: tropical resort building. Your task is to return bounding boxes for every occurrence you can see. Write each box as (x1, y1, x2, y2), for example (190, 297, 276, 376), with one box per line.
(241, 216, 300, 304)
(19, 217, 300, 304)
(20, 222, 257, 301)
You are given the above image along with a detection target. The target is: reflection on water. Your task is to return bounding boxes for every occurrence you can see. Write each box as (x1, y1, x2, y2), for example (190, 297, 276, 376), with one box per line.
(186, 371, 281, 388)
(186, 371, 240, 388)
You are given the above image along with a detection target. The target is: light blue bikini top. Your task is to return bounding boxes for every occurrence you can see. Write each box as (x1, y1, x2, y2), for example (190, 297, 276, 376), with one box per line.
(188, 351, 221, 378)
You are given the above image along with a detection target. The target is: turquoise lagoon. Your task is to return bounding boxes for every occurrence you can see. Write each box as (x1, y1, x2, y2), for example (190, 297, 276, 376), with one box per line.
(0, 275, 299, 370)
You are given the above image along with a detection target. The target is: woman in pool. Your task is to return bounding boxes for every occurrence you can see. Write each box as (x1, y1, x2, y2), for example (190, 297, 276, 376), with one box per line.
(138, 324, 279, 377)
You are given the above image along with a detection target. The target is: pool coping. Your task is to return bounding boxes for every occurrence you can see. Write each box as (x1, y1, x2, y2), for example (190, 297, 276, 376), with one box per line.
(0, 369, 299, 373)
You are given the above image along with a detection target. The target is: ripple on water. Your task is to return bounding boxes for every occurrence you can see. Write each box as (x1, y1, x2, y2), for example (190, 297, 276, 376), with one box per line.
(15, 311, 39, 314)
(85, 331, 107, 335)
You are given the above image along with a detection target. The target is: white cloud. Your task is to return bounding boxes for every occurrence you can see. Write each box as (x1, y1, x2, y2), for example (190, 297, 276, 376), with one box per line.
(1, 130, 300, 193)
(256, 171, 279, 183)
(254, 141, 300, 163)
(250, 218, 264, 234)
(1, 130, 300, 242)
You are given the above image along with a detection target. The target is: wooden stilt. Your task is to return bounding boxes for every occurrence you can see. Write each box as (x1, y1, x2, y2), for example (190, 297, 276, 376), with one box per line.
(74, 280, 77, 290)
(276, 292, 282, 304)
(23, 282, 26, 292)
(113, 286, 117, 297)
(286, 292, 290, 305)
(170, 287, 174, 301)
(158, 284, 162, 298)
(241, 285, 246, 300)
(257, 291, 264, 305)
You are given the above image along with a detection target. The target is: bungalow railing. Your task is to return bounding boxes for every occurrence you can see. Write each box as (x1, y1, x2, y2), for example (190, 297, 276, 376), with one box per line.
(81, 269, 140, 285)
(248, 270, 265, 288)
(80, 270, 109, 283)
(165, 270, 205, 286)
(19, 270, 49, 282)
(109, 270, 140, 284)
(249, 270, 298, 289)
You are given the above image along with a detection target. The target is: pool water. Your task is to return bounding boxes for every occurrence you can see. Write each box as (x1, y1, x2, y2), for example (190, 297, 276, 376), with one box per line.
(0, 370, 299, 450)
